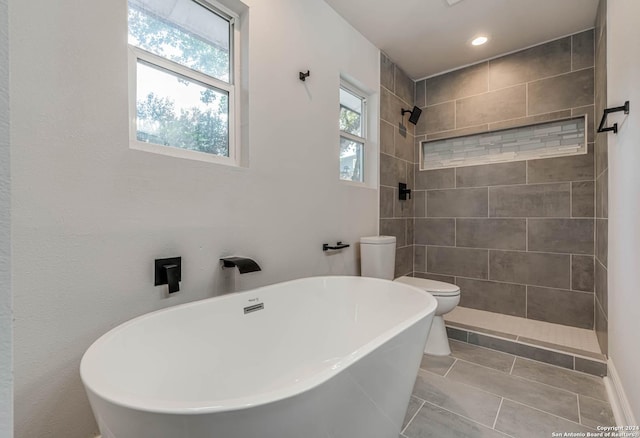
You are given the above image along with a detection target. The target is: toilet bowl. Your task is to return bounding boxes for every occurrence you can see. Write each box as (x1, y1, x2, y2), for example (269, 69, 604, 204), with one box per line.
(394, 276, 460, 356)
(359, 236, 460, 356)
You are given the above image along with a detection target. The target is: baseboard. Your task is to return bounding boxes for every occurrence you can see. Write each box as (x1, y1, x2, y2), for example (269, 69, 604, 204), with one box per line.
(604, 358, 638, 426)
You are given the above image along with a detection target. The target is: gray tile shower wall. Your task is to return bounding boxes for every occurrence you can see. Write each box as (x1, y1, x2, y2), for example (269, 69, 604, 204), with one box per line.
(594, 0, 608, 355)
(409, 29, 596, 330)
(379, 53, 415, 277)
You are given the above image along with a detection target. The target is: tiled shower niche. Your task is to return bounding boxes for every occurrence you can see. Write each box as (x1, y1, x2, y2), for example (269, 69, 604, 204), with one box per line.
(422, 117, 586, 170)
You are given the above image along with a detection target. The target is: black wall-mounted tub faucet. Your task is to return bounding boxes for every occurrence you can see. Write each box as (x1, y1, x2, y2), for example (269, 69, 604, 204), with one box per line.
(220, 257, 262, 274)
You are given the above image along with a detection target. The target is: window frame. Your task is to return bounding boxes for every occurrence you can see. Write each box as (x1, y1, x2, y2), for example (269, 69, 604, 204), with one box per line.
(127, 0, 242, 166)
(339, 81, 368, 185)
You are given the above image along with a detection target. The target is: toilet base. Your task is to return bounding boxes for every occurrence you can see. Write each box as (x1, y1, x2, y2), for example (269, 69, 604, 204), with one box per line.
(424, 316, 451, 356)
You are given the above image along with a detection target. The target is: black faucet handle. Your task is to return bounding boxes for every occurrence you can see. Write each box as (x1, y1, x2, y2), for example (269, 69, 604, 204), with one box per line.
(164, 264, 180, 294)
(154, 257, 182, 294)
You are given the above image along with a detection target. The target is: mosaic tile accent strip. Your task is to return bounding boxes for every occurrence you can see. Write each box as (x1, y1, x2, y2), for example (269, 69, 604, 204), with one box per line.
(422, 116, 586, 170)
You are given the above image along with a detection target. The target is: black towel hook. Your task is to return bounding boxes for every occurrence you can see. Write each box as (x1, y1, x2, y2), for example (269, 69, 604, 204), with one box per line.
(597, 101, 630, 134)
(323, 242, 350, 251)
(299, 70, 310, 82)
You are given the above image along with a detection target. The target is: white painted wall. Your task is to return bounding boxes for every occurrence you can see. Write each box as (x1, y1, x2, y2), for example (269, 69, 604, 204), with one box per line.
(9, 0, 380, 436)
(606, 0, 640, 424)
(0, 0, 12, 436)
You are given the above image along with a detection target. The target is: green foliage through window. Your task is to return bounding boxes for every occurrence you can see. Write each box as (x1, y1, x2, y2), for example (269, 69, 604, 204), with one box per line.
(339, 85, 365, 182)
(339, 105, 361, 136)
(128, 0, 233, 158)
(135, 62, 229, 156)
(128, 5, 230, 81)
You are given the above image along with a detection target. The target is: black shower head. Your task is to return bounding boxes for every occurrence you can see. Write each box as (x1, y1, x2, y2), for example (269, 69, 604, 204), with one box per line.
(401, 106, 422, 125)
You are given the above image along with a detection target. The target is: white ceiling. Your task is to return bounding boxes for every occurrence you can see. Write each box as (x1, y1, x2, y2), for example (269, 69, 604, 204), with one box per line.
(324, 0, 599, 79)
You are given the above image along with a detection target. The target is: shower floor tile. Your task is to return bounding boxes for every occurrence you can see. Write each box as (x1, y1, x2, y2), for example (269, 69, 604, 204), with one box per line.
(401, 342, 615, 438)
(445, 306, 602, 354)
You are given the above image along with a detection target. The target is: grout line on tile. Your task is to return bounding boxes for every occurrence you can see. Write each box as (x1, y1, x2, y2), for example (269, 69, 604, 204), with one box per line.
(577, 393, 582, 425)
(486, 61, 490, 91)
(592, 294, 596, 338)
(486, 186, 489, 218)
(509, 356, 517, 375)
(452, 357, 516, 378)
(487, 109, 576, 130)
(401, 399, 425, 435)
(509, 371, 595, 399)
(515, 354, 606, 379)
(492, 398, 504, 429)
(570, 181, 574, 218)
(451, 339, 517, 362)
(393, 64, 397, 95)
(500, 397, 597, 432)
(418, 216, 590, 221)
(570, 254, 574, 291)
(454, 218, 457, 247)
(443, 358, 457, 378)
(571, 34, 574, 72)
(420, 399, 510, 435)
(487, 249, 490, 280)
(526, 66, 594, 86)
(447, 359, 587, 425)
(453, 97, 457, 130)
(455, 83, 525, 102)
(525, 82, 529, 117)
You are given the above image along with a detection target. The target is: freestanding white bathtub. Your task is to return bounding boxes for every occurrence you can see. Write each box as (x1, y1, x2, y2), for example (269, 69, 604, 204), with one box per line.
(81, 276, 437, 438)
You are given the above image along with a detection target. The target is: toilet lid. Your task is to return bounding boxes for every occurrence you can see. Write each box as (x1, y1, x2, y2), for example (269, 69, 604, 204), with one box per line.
(360, 235, 396, 244)
(394, 276, 460, 296)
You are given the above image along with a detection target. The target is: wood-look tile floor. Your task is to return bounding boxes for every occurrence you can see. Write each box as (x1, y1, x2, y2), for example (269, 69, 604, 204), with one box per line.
(401, 340, 615, 438)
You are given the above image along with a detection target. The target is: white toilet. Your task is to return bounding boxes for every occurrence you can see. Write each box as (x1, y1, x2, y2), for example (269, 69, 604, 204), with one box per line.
(360, 235, 461, 356)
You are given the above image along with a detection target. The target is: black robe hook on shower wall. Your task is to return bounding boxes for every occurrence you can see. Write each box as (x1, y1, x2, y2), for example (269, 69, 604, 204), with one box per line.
(299, 70, 310, 82)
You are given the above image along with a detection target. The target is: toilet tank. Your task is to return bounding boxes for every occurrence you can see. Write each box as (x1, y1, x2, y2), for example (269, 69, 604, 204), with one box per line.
(360, 236, 396, 280)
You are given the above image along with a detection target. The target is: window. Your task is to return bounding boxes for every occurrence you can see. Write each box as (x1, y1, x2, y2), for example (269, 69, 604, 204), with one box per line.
(339, 83, 367, 183)
(128, 0, 239, 164)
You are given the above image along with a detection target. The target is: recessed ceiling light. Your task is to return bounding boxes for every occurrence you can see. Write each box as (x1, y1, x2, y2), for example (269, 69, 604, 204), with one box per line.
(471, 36, 489, 46)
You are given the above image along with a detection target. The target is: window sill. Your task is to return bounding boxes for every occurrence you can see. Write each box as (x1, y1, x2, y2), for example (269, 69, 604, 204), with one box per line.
(339, 179, 375, 189)
(130, 141, 240, 167)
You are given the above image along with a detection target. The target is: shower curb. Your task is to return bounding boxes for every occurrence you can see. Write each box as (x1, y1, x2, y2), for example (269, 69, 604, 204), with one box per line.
(446, 323, 607, 377)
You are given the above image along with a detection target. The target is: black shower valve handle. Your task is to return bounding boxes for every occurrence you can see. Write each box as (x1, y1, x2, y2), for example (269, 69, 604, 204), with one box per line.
(399, 182, 412, 200)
